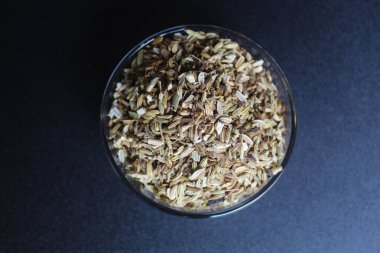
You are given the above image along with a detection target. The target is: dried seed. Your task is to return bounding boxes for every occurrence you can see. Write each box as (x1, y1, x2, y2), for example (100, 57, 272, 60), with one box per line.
(189, 168, 205, 180)
(185, 29, 206, 40)
(215, 122, 224, 135)
(206, 32, 218, 39)
(225, 42, 238, 49)
(225, 127, 231, 143)
(213, 143, 231, 149)
(117, 149, 126, 163)
(198, 72, 205, 85)
(192, 161, 198, 170)
(186, 73, 196, 83)
(161, 48, 170, 59)
(271, 164, 282, 175)
(199, 157, 208, 168)
(252, 59, 264, 67)
(109, 107, 123, 119)
(128, 111, 140, 119)
(136, 107, 146, 116)
(239, 75, 250, 83)
(179, 146, 194, 159)
(241, 134, 253, 145)
(172, 86, 183, 111)
(182, 94, 194, 105)
(147, 77, 159, 92)
(137, 50, 144, 66)
(147, 95, 153, 103)
(214, 41, 224, 51)
(168, 120, 181, 129)
(146, 161, 153, 176)
(191, 151, 201, 162)
(148, 139, 164, 147)
(235, 56, 245, 68)
(173, 146, 184, 156)
(235, 165, 250, 174)
(253, 66, 263, 73)
(217, 100, 224, 115)
(152, 36, 163, 45)
(236, 90, 247, 102)
(246, 52, 252, 61)
(219, 116, 232, 124)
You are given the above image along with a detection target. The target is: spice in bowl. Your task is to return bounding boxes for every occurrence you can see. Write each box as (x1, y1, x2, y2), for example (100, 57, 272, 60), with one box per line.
(107, 29, 286, 210)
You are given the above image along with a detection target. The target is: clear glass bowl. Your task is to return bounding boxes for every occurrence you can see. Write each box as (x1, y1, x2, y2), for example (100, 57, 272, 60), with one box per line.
(100, 24, 296, 218)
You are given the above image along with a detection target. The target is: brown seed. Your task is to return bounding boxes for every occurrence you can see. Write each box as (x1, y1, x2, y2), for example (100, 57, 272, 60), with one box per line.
(152, 36, 163, 45)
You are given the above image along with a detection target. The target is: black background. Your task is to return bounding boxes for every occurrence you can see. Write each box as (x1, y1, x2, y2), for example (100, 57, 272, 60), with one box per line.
(1, 0, 380, 252)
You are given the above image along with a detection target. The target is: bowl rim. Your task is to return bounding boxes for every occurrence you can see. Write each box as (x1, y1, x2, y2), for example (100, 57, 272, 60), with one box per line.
(100, 24, 297, 218)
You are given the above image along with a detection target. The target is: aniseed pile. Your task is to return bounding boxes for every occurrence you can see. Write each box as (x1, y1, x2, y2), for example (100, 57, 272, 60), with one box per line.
(107, 30, 286, 209)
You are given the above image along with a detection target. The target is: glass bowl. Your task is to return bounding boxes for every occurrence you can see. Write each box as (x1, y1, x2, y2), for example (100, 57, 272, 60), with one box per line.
(100, 24, 296, 218)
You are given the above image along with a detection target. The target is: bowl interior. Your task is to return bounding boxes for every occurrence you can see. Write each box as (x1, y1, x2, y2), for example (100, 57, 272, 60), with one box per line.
(100, 25, 296, 217)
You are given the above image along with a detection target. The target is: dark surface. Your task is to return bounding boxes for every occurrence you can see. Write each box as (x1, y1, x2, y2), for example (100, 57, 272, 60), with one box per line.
(1, 0, 380, 252)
